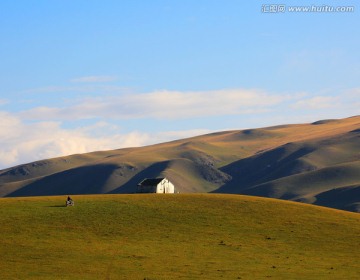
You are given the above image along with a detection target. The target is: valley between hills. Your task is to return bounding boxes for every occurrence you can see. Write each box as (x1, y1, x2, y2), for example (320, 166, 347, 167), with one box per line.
(1, 115, 360, 212)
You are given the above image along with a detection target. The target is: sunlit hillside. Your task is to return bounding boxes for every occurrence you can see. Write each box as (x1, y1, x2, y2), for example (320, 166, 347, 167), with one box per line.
(1, 115, 359, 212)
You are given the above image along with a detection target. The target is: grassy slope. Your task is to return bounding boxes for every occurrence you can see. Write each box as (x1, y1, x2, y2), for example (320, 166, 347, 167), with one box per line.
(0, 194, 359, 279)
(1, 115, 360, 211)
(217, 128, 360, 211)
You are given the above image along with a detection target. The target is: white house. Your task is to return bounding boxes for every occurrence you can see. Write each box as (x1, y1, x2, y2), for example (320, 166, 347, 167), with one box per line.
(137, 178, 175, 193)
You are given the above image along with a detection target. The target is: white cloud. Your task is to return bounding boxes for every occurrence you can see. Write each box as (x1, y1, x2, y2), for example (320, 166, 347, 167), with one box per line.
(70, 76, 118, 83)
(147, 129, 213, 145)
(291, 96, 339, 109)
(290, 89, 360, 113)
(21, 88, 289, 121)
(0, 111, 144, 169)
(0, 111, 214, 169)
(21, 85, 130, 94)
(343, 88, 360, 99)
(3, 87, 358, 169)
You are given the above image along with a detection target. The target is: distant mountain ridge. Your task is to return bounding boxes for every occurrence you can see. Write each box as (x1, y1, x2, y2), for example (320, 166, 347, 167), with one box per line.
(1, 115, 360, 212)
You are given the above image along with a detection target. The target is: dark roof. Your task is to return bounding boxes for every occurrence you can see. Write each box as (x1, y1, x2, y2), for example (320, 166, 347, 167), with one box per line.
(138, 178, 165, 186)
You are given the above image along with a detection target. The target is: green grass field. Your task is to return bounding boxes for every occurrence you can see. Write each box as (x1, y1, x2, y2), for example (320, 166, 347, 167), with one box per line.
(1, 194, 359, 279)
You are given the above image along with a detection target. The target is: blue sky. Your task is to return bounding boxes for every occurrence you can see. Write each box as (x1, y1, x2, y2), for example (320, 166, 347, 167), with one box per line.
(0, 0, 359, 168)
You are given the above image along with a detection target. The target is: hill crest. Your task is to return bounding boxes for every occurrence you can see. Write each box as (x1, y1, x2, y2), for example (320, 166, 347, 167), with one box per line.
(1, 115, 360, 212)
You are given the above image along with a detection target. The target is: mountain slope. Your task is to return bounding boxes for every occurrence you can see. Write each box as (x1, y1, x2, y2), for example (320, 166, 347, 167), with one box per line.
(216, 127, 360, 211)
(1, 115, 360, 212)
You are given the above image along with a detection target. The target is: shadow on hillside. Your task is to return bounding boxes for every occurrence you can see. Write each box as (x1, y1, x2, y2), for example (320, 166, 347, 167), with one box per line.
(314, 184, 360, 212)
(6, 164, 120, 197)
(214, 142, 316, 194)
(109, 161, 170, 194)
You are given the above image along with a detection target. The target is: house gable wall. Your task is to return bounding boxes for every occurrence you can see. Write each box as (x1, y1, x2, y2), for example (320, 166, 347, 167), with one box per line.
(156, 178, 175, 193)
(137, 178, 175, 193)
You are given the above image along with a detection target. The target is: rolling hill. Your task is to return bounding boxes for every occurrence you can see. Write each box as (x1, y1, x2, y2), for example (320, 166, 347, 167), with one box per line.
(0, 194, 359, 279)
(1, 115, 360, 212)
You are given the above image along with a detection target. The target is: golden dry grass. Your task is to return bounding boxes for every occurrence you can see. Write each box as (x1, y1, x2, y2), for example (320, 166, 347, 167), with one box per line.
(1, 116, 360, 212)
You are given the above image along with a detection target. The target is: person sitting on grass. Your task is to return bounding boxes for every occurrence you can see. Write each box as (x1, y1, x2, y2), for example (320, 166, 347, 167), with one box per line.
(66, 196, 74, 206)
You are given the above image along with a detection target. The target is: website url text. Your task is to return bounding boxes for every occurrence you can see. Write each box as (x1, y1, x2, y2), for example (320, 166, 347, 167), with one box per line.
(261, 5, 355, 13)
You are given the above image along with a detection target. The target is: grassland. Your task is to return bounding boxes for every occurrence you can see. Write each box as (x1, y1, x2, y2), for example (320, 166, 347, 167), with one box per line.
(1, 194, 359, 279)
(1, 115, 360, 212)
